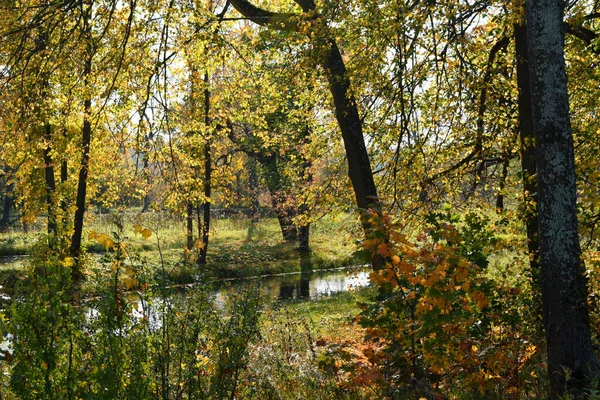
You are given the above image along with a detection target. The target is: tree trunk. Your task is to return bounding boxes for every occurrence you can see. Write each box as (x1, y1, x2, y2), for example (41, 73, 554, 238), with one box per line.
(248, 158, 260, 224)
(263, 155, 297, 242)
(495, 157, 509, 212)
(61, 160, 68, 183)
(322, 40, 382, 223)
(43, 122, 57, 238)
(70, 97, 91, 267)
(141, 154, 151, 213)
(36, 30, 57, 240)
(525, 1, 598, 395)
(1, 171, 14, 232)
(198, 72, 211, 266)
(322, 40, 386, 268)
(514, 23, 541, 316)
(298, 127, 312, 254)
(70, 9, 93, 280)
(186, 201, 194, 252)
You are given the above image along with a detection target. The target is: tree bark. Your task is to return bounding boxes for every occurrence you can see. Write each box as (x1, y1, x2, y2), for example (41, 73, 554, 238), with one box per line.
(43, 122, 57, 239)
(248, 158, 260, 224)
(298, 127, 312, 254)
(264, 155, 298, 242)
(1, 194, 13, 232)
(141, 153, 151, 213)
(525, 1, 598, 395)
(198, 72, 211, 266)
(70, 97, 91, 267)
(514, 23, 541, 316)
(186, 201, 194, 252)
(70, 7, 94, 280)
(227, 124, 300, 243)
(1, 167, 14, 232)
(495, 157, 509, 212)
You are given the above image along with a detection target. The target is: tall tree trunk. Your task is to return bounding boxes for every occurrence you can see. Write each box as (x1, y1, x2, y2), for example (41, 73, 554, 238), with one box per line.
(61, 159, 68, 184)
(322, 40, 383, 234)
(141, 154, 151, 213)
(1, 194, 13, 232)
(198, 72, 211, 266)
(70, 8, 93, 278)
(70, 97, 91, 265)
(36, 29, 57, 240)
(43, 122, 57, 239)
(59, 129, 69, 229)
(514, 23, 542, 317)
(525, 1, 598, 395)
(298, 127, 312, 254)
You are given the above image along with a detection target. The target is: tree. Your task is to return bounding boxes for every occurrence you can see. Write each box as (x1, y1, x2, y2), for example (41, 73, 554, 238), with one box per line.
(226, 0, 387, 267)
(526, 0, 598, 394)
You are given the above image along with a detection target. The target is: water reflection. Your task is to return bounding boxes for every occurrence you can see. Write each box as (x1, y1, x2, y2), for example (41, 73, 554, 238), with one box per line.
(214, 267, 370, 303)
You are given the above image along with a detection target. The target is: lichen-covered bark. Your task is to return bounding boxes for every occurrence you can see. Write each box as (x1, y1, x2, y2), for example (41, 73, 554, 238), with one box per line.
(526, 0, 597, 395)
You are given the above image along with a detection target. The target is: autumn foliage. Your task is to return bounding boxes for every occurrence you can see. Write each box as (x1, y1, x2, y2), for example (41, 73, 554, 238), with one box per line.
(315, 210, 547, 398)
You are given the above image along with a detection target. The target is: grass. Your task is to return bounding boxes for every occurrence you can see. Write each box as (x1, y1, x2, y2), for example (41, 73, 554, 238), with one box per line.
(266, 287, 371, 332)
(0, 211, 363, 288)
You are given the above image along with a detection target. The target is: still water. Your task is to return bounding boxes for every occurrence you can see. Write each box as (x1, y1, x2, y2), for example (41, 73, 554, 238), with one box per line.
(214, 267, 371, 303)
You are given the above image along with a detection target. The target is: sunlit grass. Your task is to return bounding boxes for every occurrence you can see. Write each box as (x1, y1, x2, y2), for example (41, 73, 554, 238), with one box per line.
(0, 211, 363, 286)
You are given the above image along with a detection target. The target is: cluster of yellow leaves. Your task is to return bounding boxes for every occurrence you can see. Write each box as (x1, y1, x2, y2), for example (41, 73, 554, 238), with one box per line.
(133, 223, 152, 239)
(88, 231, 117, 251)
(88, 224, 151, 290)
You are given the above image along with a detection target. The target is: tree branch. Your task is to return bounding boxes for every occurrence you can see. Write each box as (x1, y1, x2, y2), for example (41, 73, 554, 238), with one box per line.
(423, 36, 510, 185)
(228, 0, 299, 31)
(292, 0, 315, 12)
(564, 22, 600, 54)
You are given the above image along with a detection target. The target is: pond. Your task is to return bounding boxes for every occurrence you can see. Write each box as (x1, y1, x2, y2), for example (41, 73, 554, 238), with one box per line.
(0, 265, 372, 346)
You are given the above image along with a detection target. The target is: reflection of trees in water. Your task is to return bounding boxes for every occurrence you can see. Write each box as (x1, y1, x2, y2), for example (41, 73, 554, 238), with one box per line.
(216, 267, 370, 301)
(300, 271, 310, 298)
(279, 253, 313, 300)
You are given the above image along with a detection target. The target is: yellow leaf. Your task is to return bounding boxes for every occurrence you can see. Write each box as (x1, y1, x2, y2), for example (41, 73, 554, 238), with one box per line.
(141, 228, 152, 239)
(95, 233, 109, 244)
(104, 238, 115, 251)
(88, 231, 98, 240)
(123, 276, 136, 290)
(133, 223, 143, 233)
